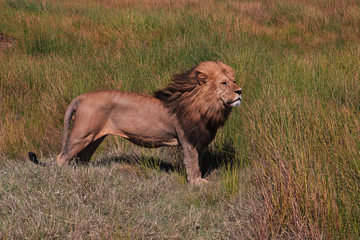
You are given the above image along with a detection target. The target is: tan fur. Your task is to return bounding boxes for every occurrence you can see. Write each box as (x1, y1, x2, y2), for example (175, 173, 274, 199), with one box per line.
(55, 61, 242, 185)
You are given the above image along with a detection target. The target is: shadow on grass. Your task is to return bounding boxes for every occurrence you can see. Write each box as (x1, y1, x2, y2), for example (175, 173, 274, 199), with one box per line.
(94, 151, 180, 173)
(201, 140, 236, 177)
(92, 141, 236, 177)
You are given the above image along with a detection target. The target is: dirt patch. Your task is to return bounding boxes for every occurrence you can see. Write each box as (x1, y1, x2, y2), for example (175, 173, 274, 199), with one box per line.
(0, 33, 17, 52)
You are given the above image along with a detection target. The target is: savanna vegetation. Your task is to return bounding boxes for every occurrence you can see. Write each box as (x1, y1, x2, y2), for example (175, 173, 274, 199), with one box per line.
(0, 0, 359, 238)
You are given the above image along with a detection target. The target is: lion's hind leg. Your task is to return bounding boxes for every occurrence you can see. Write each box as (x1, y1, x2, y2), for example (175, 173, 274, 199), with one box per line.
(56, 133, 96, 166)
(77, 135, 106, 163)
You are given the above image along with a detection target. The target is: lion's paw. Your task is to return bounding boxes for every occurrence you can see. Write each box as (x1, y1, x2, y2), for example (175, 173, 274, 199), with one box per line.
(190, 177, 210, 186)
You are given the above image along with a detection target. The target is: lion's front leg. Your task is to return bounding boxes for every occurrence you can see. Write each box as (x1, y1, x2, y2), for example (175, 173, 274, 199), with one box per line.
(182, 144, 209, 185)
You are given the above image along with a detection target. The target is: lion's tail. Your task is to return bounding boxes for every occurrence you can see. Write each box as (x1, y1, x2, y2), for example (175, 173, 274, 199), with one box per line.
(28, 97, 80, 167)
(28, 152, 56, 166)
(60, 97, 79, 153)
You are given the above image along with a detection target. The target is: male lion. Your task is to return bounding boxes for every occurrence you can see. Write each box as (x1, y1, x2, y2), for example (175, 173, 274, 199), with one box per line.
(29, 61, 242, 185)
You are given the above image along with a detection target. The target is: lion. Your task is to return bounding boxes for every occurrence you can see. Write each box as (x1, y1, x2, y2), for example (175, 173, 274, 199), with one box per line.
(29, 61, 242, 185)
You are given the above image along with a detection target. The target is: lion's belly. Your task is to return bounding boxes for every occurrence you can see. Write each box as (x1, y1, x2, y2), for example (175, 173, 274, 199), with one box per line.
(108, 122, 179, 148)
(122, 134, 179, 148)
(107, 127, 178, 148)
(101, 94, 178, 147)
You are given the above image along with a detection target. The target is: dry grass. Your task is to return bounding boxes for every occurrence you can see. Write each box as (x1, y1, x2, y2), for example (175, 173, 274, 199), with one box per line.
(0, 158, 257, 239)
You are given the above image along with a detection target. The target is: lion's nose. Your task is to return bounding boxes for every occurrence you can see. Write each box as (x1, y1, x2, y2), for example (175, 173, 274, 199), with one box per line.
(235, 89, 242, 95)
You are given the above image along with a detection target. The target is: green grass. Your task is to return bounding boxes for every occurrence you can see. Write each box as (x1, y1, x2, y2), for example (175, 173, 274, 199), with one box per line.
(1, 0, 359, 238)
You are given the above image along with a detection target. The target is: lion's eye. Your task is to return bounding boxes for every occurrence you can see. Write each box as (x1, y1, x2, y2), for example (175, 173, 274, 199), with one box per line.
(221, 81, 227, 85)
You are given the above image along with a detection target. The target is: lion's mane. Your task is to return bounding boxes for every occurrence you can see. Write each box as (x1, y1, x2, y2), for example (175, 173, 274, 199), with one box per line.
(154, 61, 232, 150)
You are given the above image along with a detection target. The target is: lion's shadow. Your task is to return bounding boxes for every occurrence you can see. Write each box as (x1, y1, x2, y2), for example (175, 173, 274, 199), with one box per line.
(201, 140, 236, 177)
(94, 141, 236, 178)
(94, 152, 178, 173)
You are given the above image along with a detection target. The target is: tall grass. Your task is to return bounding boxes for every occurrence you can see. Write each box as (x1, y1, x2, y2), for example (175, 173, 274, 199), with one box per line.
(1, 0, 359, 238)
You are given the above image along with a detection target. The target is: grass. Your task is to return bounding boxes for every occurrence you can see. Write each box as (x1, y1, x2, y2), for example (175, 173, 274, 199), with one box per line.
(0, 0, 359, 238)
(0, 159, 255, 239)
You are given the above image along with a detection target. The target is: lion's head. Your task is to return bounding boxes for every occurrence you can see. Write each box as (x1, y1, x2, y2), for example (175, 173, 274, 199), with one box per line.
(154, 61, 242, 150)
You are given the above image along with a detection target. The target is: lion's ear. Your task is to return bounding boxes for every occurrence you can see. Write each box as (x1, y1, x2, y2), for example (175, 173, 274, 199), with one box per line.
(197, 72, 207, 85)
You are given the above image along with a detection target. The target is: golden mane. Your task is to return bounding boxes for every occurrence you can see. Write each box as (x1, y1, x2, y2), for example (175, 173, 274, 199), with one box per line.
(154, 61, 232, 150)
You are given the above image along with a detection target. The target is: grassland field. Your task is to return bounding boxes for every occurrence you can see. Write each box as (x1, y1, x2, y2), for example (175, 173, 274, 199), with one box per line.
(0, 0, 359, 239)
